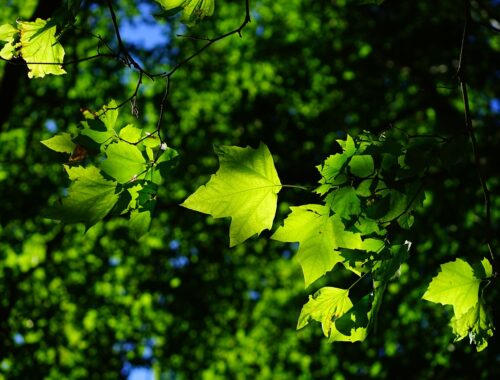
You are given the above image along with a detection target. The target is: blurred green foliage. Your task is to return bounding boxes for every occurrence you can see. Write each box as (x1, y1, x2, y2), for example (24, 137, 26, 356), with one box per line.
(0, 0, 499, 379)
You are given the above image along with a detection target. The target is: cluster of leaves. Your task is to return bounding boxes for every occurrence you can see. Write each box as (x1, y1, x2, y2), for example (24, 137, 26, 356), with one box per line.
(4, 0, 496, 356)
(41, 100, 178, 239)
(181, 132, 495, 350)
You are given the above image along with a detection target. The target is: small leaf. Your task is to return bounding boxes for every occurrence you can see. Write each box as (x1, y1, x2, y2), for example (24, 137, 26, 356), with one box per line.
(129, 207, 153, 239)
(41, 133, 76, 153)
(349, 155, 374, 177)
(0, 23, 18, 60)
(182, 143, 281, 247)
(450, 302, 494, 352)
(156, 0, 215, 26)
(297, 287, 352, 337)
(45, 165, 119, 228)
(119, 124, 142, 143)
(101, 141, 148, 183)
(18, 18, 66, 78)
(326, 186, 361, 218)
(272, 204, 362, 287)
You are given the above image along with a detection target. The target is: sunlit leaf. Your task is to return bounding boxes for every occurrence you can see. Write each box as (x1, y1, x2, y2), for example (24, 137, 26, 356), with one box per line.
(41, 133, 76, 153)
(422, 258, 483, 317)
(0, 23, 18, 60)
(156, 0, 215, 26)
(272, 204, 362, 287)
(297, 287, 352, 336)
(18, 18, 66, 78)
(101, 142, 148, 183)
(182, 143, 281, 247)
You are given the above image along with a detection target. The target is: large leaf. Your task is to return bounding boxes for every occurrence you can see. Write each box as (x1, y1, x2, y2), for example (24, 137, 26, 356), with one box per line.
(272, 204, 362, 287)
(46, 165, 119, 228)
(18, 18, 66, 78)
(182, 143, 281, 247)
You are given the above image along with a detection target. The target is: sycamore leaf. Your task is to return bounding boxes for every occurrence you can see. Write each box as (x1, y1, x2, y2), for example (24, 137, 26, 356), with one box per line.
(271, 204, 362, 287)
(182, 143, 281, 247)
(325, 186, 361, 218)
(41, 133, 76, 153)
(315, 135, 356, 195)
(329, 294, 371, 343)
(18, 18, 66, 78)
(297, 287, 352, 336)
(0, 23, 18, 60)
(45, 165, 119, 228)
(450, 301, 494, 352)
(422, 258, 484, 317)
(101, 142, 148, 183)
(156, 0, 215, 26)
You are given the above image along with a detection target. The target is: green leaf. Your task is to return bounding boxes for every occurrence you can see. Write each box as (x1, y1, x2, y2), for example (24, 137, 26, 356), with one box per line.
(129, 207, 153, 239)
(326, 186, 361, 218)
(41, 133, 76, 153)
(156, 0, 215, 26)
(272, 204, 362, 287)
(119, 124, 142, 143)
(450, 302, 494, 352)
(297, 287, 352, 336)
(182, 143, 281, 247)
(46, 165, 119, 228)
(18, 18, 66, 78)
(101, 142, 148, 183)
(0, 23, 18, 60)
(348, 155, 374, 177)
(422, 258, 482, 317)
(329, 294, 371, 342)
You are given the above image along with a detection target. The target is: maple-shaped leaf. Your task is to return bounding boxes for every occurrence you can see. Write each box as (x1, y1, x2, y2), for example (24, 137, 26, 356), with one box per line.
(422, 258, 485, 317)
(423, 258, 494, 351)
(315, 135, 356, 195)
(45, 165, 120, 228)
(297, 287, 352, 336)
(272, 204, 363, 287)
(18, 18, 66, 78)
(156, 0, 214, 26)
(101, 142, 148, 183)
(0, 23, 18, 60)
(182, 143, 281, 247)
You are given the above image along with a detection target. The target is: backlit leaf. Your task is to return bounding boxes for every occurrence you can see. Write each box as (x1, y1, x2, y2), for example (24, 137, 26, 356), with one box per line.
(422, 259, 482, 317)
(101, 142, 148, 183)
(18, 18, 66, 78)
(0, 23, 18, 60)
(45, 165, 119, 228)
(41, 133, 76, 153)
(272, 204, 362, 287)
(156, 0, 215, 26)
(182, 143, 281, 247)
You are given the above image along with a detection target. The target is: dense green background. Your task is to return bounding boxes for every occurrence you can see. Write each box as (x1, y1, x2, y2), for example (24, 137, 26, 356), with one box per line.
(1, 0, 499, 378)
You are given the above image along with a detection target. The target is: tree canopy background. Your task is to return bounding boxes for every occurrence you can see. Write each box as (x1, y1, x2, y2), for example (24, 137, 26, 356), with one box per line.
(0, 0, 499, 379)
